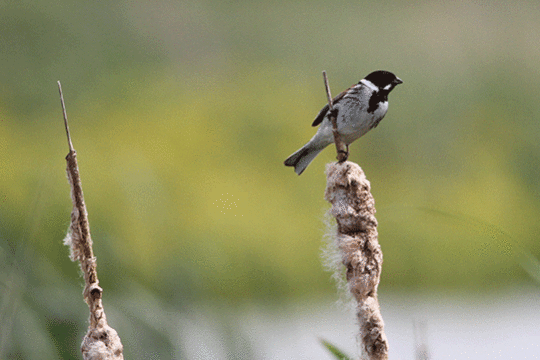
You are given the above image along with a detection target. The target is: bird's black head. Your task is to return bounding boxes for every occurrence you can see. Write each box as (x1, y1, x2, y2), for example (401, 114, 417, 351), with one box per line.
(364, 70, 403, 93)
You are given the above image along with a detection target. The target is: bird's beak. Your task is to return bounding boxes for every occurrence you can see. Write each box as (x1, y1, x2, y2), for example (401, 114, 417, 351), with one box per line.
(395, 77, 403, 85)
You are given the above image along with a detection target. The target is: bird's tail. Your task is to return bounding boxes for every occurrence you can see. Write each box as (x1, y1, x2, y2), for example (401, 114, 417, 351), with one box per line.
(284, 143, 325, 175)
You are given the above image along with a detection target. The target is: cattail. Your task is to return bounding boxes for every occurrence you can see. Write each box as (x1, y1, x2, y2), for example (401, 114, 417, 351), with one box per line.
(59, 82, 124, 360)
(325, 161, 388, 360)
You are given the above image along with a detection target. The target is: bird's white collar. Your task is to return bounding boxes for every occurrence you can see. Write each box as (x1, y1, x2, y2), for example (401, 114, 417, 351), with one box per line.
(360, 79, 379, 91)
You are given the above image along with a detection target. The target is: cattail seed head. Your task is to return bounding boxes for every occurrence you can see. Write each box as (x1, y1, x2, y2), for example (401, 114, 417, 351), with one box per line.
(325, 161, 388, 360)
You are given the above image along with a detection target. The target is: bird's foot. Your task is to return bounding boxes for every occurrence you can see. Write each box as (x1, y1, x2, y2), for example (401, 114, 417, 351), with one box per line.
(337, 149, 349, 162)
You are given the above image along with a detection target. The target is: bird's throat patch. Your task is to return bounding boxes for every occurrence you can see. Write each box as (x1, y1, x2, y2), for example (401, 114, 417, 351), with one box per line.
(368, 91, 388, 113)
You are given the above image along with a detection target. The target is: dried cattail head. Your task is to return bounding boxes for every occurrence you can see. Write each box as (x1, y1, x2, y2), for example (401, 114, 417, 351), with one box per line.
(59, 82, 123, 359)
(325, 161, 388, 360)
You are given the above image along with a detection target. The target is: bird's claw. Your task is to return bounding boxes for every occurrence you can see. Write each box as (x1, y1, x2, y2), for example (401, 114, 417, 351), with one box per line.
(337, 149, 349, 162)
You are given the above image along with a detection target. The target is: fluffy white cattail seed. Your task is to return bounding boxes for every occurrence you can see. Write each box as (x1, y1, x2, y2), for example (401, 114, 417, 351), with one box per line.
(325, 161, 388, 360)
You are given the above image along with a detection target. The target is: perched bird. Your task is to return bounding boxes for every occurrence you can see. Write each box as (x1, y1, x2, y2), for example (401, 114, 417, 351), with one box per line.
(284, 70, 403, 175)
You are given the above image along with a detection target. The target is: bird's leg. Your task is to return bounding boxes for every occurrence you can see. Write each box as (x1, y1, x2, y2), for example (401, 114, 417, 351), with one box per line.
(338, 144, 349, 162)
(328, 108, 348, 162)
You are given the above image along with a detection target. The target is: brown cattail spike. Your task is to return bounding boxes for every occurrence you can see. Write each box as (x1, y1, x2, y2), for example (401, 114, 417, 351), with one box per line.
(325, 161, 388, 360)
(59, 82, 124, 359)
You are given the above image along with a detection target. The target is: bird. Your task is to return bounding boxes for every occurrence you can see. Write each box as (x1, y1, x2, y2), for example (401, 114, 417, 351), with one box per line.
(284, 70, 403, 175)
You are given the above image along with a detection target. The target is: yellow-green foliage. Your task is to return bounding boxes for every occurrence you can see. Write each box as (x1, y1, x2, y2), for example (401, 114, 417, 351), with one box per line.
(2, 0, 540, 305)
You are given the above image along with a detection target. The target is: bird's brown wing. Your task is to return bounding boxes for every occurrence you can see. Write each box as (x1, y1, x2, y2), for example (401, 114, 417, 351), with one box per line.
(311, 86, 352, 127)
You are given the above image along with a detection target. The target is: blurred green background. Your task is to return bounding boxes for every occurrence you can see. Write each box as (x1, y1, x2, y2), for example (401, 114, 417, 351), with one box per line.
(1, 0, 540, 359)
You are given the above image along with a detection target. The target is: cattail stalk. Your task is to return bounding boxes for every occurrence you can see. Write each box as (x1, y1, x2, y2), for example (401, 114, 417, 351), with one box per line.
(325, 161, 388, 360)
(322, 71, 348, 162)
(58, 81, 124, 360)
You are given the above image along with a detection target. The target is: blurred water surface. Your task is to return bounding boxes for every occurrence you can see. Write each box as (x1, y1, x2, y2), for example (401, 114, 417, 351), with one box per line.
(155, 288, 540, 360)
